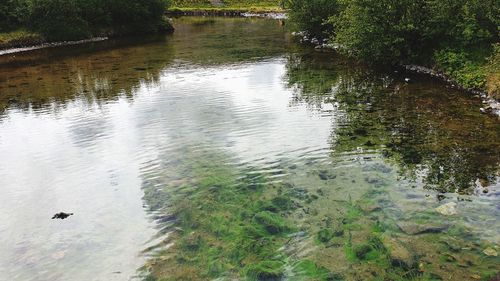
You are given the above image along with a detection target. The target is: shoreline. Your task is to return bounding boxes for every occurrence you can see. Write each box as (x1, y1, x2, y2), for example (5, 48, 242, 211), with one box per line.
(403, 64, 500, 116)
(294, 31, 500, 115)
(166, 8, 286, 19)
(0, 37, 109, 56)
(2, 16, 497, 116)
(0, 9, 284, 54)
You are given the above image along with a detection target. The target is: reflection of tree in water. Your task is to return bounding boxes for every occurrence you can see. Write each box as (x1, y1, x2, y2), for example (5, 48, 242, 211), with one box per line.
(284, 52, 500, 194)
(0, 17, 291, 116)
(0, 36, 175, 115)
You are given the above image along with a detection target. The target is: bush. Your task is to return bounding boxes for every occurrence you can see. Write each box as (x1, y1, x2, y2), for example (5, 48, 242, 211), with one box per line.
(30, 0, 91, 41)
(332, 0, 430, 64)
(28, 0, 172, 41)
(287, 0, 338, 38)
(106, 0, 172, 34)
(289, 0, 499, 66)
(0, 0, 31, 32)
(486, 44, 500, 99)
(434, 49, 487, 90)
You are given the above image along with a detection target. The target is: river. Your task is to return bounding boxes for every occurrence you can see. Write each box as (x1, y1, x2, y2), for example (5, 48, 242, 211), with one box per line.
(0, 17, 499, 281)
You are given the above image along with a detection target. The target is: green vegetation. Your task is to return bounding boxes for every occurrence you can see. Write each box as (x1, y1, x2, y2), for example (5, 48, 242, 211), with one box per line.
(169, 0, 282, 11)
(0, 29, 43, 48)
(287, 0, 500, 96)
(0, 0, 173, 45)
(142, 152, 293, 280)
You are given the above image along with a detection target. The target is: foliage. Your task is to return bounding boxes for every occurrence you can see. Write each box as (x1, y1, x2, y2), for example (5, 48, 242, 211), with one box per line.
(30, 0, 91, 40)
(288, 0, 500, 90)
(332, 0, 430, 64)
(287, 0, 338, 38)
(434, 48, 487, 90)
(0, 0, 31, 32)
(3, 0, 172, 41)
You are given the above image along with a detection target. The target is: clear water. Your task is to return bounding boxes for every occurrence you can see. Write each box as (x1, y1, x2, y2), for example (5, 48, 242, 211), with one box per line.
(0, 17, 498, 281)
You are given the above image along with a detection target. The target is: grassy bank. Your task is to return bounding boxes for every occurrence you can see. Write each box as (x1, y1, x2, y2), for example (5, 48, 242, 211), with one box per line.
(169, 0, 283, 12)
(0, 29, 44, 50)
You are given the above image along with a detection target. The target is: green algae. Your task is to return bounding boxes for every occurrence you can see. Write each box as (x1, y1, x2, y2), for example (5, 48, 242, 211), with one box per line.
(245, 260, 285, 281)
(141, 151, 306, 280)
(291, 260, 344, 281)
(137, 20, 499, 281)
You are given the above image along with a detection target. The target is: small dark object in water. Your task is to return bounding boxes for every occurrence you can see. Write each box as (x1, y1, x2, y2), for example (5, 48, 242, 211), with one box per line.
(52, 212, 73, 219)
(353, 127, 368, 136)
(318, 170, 336, 181)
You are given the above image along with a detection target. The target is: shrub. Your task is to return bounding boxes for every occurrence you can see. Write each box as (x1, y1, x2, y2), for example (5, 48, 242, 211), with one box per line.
(289, 0, 499, 67)
(0, 0, 31, 32)
(106, 0, 172, 34)
(30, 0, 91, 41)
(287, 0, 338, 38)
(332, 0, 429, 64)
(434, 49, 487, 90)
(28, 0, 172, 41)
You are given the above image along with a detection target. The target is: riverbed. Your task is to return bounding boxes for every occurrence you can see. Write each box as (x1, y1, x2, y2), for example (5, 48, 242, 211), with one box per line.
(0, 17, 499, 281)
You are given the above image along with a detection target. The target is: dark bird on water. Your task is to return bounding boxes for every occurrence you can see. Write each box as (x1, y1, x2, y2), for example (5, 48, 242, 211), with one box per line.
(52, 212, 73, 219)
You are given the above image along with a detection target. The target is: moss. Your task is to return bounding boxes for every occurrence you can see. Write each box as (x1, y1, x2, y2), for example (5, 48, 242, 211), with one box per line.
(317, 229, 334, 243)
(271, 195, 295, 211)
(245, 260, 285, 281)
(255, 195, 295, 213)
(291, 260, 344, 281)
(253, 211, 290, 235)
(347, 235, 387, 262)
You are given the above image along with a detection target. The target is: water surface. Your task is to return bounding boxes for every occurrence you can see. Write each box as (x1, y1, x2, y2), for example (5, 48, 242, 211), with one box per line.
(0, 17, 499, 281)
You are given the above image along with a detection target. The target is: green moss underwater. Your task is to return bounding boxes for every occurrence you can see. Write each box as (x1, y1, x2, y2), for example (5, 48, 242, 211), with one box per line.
(140, 149, 500, 281)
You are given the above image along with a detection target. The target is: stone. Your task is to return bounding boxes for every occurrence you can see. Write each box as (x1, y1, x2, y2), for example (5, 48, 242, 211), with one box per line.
(483, 247, 498, 257)
(436, 202, 457, 216)
(360, 204, 382, 213)
(382, 235, 416, 269)
(318, 170, 336, 181)
(397, 221, 448, 235)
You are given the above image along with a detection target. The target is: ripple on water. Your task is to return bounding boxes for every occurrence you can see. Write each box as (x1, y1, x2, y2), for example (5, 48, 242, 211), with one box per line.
(0, 16, 499, 281)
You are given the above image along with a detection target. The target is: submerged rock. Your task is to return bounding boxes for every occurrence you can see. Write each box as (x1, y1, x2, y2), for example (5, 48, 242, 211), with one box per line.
(360, 204, 382, 213)
(483, 247, 498, 257)
(397, 221, 448, 235)
(318, 170, 336, 181)
(435, 202, 458, 216)
(382, 235, 416, 269)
